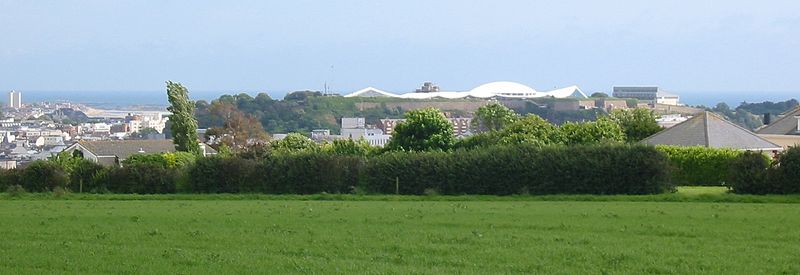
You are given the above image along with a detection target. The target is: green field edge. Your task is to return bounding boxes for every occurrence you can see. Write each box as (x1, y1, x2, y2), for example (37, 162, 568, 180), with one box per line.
(3, 187, 800, 204)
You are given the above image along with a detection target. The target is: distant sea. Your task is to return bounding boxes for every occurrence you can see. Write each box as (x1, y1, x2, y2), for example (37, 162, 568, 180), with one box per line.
(16, 90, 799, 110)
(21, 90, 288, 110)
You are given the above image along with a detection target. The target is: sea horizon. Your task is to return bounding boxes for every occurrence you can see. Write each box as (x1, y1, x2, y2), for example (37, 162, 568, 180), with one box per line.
(12, 90, 799, 110)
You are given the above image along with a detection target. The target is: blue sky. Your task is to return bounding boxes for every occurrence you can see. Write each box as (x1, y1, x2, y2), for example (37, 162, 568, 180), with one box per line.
(1, 0, 799, 98)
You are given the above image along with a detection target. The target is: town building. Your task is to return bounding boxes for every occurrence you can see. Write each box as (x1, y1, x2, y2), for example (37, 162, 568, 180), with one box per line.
(612, 86, 680, 105)
(339, 117, 391, 147)
(756, 106, 800, 149)
(640, 112, 782, 151)
(63, 140, 217, 166)
(8, 90, 22, 109)
(379, 117, 473, 136)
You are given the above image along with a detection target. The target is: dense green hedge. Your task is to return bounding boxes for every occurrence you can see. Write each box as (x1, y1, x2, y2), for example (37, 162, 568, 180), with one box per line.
(364, 145, 672, 195)
(656, 146, 742, 186)
(188, 153, 364, 194)
(1, 145, 673, 195)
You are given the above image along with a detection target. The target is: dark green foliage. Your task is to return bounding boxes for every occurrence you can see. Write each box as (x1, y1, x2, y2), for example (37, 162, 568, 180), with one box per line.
(69, 160, 104, 193)
(186, 153, 363, 194)
(261, 153, 364, 194)
(386, 108, 455, 152)
(187, 157, 262, 193)
(100, 163, 177, 194)
(513, 101, 604, 124)
(0, 169, 21, 192)
(364, 145, 672, 195)
(20, 161, 69, 192)
(195, 92, 468, 135)
(166, 81, 201, 155)
(727, 151, 771, 194)
(123, 153, 169, 167)
(590, 92, 609, 98)
(767, 146, 800, 194)
(736, 99, 798, 117)
(657, 146, 742, 186)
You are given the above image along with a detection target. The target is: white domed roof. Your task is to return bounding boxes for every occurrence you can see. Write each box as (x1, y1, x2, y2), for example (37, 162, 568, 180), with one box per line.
(469, 81, 538, 97)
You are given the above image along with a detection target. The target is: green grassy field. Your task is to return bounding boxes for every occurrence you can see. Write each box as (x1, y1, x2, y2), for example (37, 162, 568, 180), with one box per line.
(2, 190, 800, 274)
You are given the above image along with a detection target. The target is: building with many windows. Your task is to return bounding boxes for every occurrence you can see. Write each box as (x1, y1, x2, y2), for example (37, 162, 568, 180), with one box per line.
(612, 86, 680, 105)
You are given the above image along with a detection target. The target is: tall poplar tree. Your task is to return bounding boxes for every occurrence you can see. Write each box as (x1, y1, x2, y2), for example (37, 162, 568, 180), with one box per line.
(166, 81, 202, 155)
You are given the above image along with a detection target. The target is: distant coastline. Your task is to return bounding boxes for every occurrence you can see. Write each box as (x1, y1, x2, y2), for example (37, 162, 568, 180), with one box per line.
(15, 90, 799, 110)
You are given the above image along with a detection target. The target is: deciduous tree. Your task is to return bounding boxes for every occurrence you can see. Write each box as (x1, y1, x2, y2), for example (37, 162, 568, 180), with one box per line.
(472, 103, 518, 133)
(386, 108, 455, 151)
(608, 109, 662, 142)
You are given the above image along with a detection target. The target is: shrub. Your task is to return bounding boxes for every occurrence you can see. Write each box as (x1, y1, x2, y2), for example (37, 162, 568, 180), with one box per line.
(656, 146, 742, 186)
(69, 160, 105, 193)
(0, 169, 21, 191)
(727, 151, 771, 194)
(767, 146, 800, 194)
(20, 160, 69, 192)
(5, 184, 26, 196)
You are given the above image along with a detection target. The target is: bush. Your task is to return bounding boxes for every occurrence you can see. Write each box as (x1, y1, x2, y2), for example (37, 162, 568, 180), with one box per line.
(0, 169, 21, 191)
(656, 146, 742, 186)
(767, 146, 800, 194)
(5, 184, 26, 196)
(69, 160, 105, 193)
(727, 151, 771, 194)
(20, 161, 69, 192)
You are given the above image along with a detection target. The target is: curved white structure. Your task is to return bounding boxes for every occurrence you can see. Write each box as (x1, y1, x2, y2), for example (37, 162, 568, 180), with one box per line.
(344, 81, 588, 99)
(469, 81, 539, 98)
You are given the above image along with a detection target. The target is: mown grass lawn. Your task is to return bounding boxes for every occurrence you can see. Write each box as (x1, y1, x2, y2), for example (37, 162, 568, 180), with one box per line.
(2, 193, 800, 274)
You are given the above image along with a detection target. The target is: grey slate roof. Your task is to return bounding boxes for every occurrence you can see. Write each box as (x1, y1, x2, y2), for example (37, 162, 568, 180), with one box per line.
(641, 112, 783, 150)
(77, 140, 177, 159)
(756, 106, 800, 135)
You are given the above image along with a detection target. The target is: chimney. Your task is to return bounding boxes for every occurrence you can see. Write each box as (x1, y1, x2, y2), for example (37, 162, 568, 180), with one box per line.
(763, 113, 772, 125)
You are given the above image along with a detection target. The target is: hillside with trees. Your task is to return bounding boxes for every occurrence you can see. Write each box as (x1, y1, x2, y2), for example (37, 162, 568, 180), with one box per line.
(194, 92, 607, 135)
(700, 99, 798, 130)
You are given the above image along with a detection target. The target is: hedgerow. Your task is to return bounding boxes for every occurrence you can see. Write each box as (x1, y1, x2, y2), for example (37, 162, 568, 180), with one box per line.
(656, 146, 742, 186)
(0, 145, 673, 195)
